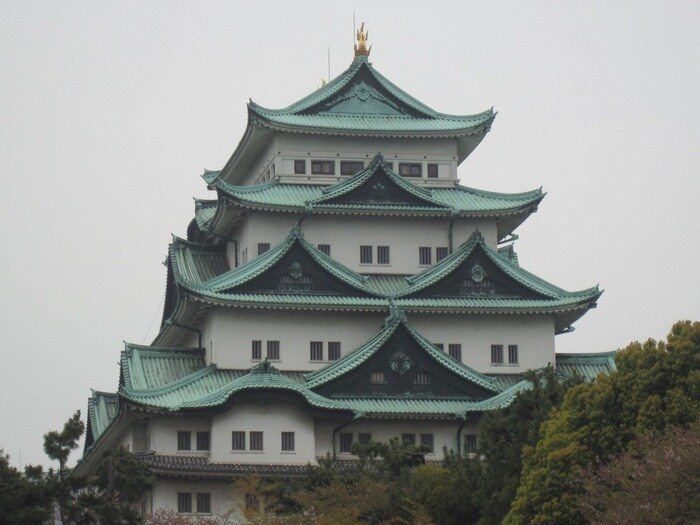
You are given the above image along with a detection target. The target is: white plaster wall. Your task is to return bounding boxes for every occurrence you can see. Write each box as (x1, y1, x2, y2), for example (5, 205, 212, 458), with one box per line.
(202, 308, 386, 370)
(149, 415, 211, 455)
(229, 211, 498, 275)
(409, 313, 556, 373)
(314, 418, 480, 459)
(211, 400, 316, 464)
(149, 478, 235, 519)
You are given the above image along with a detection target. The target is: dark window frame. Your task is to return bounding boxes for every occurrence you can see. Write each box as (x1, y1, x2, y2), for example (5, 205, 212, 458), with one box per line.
(508, 344, 519, 364)
(317, 244, 331, 256)
(399, 163, 422, 177)
(427, 163, 439, 178)
(267, 340, 280, 360)
(311, 160, 335, 175)
(196, 493, 211, 513)
(294, 160, 306, 174)
(310, 341, 324, 361)
(419, 246, 432, 266)
(178, 493, 192, 513)
(250, 431, 264, 451)
(177, 431, 191, 451)
(491, 344, 504, 364)
(232, 431, 246, 451)
(251, 340, 262, 361)
(377, 245, 390, 265)
(360, 245, 373, 264)
(257, 243, 270, 255)
(328, 341, 341, 361)
(448, 343, 462, 362)
(340, 160, 364, 175)
(420, 433, 434, 453)
(339, 432, 353, 453)
(196, 431, 210, 451)
(281, 431, 295, 452)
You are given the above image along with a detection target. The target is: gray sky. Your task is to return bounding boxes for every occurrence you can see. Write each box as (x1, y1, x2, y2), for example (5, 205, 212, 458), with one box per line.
(1, 1, 698, 470)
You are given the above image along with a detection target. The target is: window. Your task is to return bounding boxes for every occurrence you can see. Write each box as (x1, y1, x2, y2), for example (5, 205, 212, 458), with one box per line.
(250, 431, 263, 451)
(420, 433, 434, 453)
(196, 431, 210, 451)
(197, 493, 211, 513)
(419, 246, 432, 266)
(177, 431, 191, 451)
(328, 341, 341, 361)
(491, 344, 504, 364)
(399, 163, 421, 177)
(433, 343, 444, 351)
(340, 161, 364, 175)
(448, 343, 462, 362)
(377, 245, 390, 265)
(508, 344, 519, 364)
(251, 340, 262, 360)
(281, 432, 295, 452)
(257, 243, 270, 255)
(427, 163, 438, 178)
(178, 493, 192, 513)
(318, 244, 331, 256)
(465, 434, 478, 454)
(370, 371, 387, 384)
(436, 247, 449, 262)
(360, 245, 373, 264)
(358, 432, 372, 445)
(267, 340, 280, 360)
(415, 370, 430, 384)
(294, 160, 306, 174)
(310, 341, 323, 361)
(245, 493, 259, 510)
(232, 431, 246, 451)
(339, 432, 353, 453)
(311, 160, 334, 175)
(384, 161, 394, 170)
(402, 433, 416, 445)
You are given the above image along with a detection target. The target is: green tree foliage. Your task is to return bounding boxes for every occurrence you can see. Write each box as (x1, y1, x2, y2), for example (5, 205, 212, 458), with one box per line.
(0, 451, 52, 524)
(43, 410, 84, 476)
(580, 421, 700, 525)
(504, 320, 700, 525)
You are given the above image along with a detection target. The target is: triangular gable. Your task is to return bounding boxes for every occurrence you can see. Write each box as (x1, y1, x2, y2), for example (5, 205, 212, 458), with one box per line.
(310, 154, 448, 209)
(397, 231, 561, 300)
(196, 229, 379, 297)
(307, 311, 499, 400)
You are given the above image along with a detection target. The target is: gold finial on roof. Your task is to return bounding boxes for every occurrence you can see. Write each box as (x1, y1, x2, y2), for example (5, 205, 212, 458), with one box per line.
(354, 22, 371, 57)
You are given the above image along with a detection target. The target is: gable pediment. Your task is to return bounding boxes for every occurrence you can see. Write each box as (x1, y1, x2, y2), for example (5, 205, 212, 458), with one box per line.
(230, 242, 373, 297)
(313, 322, 496, 400)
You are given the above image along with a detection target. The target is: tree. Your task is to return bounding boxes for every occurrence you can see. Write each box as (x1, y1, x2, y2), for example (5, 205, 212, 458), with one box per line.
(43, 410, 84, 477)
(0, 451, 52, 524)
(580, 421, 700, 525)
(504, 320, 700, 525)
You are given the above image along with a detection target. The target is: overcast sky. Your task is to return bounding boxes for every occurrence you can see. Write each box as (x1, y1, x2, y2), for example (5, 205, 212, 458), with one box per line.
(1, 1, 698, 469)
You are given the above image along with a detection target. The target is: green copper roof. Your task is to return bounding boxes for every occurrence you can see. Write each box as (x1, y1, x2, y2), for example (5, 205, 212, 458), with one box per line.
(305, 309, 500, 393)
(555, 351, 617, 382)
(85, 390, 119, 448)
(121, 343, 206, 391)
(248, 60, 494, 136)
(213, 158, 543, 217)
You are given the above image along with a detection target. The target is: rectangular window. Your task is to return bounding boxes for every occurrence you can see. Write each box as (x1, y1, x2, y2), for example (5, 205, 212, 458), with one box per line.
(197, 493, 211, 513)
(328, 341, 341, 361)
(281, 431, 295, 452)
(196, 431, 210, 451)
(448, 343, 462, 362)
(420, 433, 434, 453)
(399, 163, 422, 177)
(402, 433, 416, 446)
(433, 343, 444, 351)
(415, 371, 430, 384)
(267, 341, 280, 360)
(370, 371, 387, 384)
(419, 246, 432, 266)
(318, 244, 331, 256)
(427, 163, 439, 178)
(436, 247, 449, 262)
(360, 245, 373, 264)
(177, 431, 191, 451)
(294, 160, 306, 174)
(310, 341, 324, 361)
(311, 160, 335, 175)
(251, 340, 262, 360)
(491, 344, 504, 364)
(250, 431, 263, 451)
(340, 161, 364, 175)
(377, 245, 390, 265)
(257, 243, 270, 255)
(178, 493, 192, 513)
(358, 432, 372, 445)
(339, 432, 353, 453)
(465, 434, 478, 454)
(508, 344, 519, 364)
(232, 431, 246, 451)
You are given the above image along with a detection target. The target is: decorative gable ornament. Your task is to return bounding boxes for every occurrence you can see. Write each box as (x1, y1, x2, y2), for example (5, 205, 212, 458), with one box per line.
(390, 350, 412, 376)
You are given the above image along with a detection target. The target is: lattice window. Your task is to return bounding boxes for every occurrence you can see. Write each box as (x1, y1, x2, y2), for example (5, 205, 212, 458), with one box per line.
(310, 341, 323, 361)
(377, 245, 390, 265)
(232, 431, 246, 451)
(250, 431, 263, 451)
(360, 245, 373, 264)
(294, 160, 305, 174)
(178, 493, 192, 513)
(281, 432, 295, 451)
(399, 163, 421, 177)
(177, 431, 191, 451)
(427, 163, 439, 178)
(251, 340, 262, 360)
(339, 432, 353, 453)
(508, 344, 519, 364)
(436, 247, 449, 261)
(196, 431, 210, 451)
(420, 433, 434, 453)
(328, 341, 341, 361)
(415, 370, 430, 384)
(370, 371, 387, 384)
(448, 343, 462, 361)
(311, 160, 335, 175)
(358, 432, 372, 445)
(318, 244, 331, 256)
(197, 493, 211, 513)
(257, 243, 270, 255)
(267, 341, 280, 360)
(340, 161, 364, 175)
(419, 246, 432, 266)
(491, 344, 504, 364)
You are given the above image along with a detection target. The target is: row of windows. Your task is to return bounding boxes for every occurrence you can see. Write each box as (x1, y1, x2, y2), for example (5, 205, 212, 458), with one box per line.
(251, 340, 280, 361)
(177, 431, 210, 451)
(293, 160, 441, 178)
(310, 341, 342, 361)
(360, 245, 390, 265)
(433, 343, 463, 361)
(232, 431, 295, 452)
(491, 344, 519, 364)
(178, 492, 210, 514)
(419, 246, 450, 266)
(369, 370, 431, 385)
